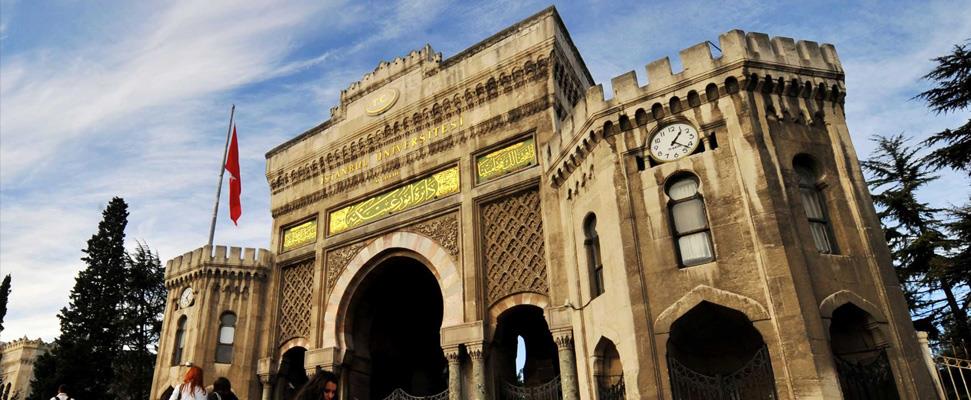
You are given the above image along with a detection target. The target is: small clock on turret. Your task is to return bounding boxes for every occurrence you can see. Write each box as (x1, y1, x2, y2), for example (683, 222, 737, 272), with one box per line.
(648, 123, 701, 162)
(179, 287, 195, 309)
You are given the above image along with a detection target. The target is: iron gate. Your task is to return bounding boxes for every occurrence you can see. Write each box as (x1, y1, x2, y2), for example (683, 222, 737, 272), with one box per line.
(668, 346, 777, 400)
(835, 350, 900, 400)
(382, 388, 449, 400)
(500, 376, 563, 400)
(934, 350, 971, 399)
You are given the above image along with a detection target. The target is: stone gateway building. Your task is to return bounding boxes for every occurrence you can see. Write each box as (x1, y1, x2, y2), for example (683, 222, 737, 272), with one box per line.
(150, 7, 939, 400)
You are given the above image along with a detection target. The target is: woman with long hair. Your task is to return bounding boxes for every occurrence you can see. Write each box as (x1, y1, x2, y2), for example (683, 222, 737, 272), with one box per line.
(168, 366, 207, 400)
(294, 370, 339, 400)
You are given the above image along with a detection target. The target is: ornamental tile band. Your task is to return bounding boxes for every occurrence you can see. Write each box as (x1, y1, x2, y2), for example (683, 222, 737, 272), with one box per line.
(328, 167, 460, 234)
(476, 137, 536, 183)
(282, 219, 318, 252)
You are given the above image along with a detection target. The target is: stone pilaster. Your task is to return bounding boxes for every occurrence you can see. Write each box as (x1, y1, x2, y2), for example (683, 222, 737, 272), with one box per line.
(258, 374, 275, 400)
(444, 345, 462, 400)
(467, 341, 487, 400)
(553, 330, 579, 400)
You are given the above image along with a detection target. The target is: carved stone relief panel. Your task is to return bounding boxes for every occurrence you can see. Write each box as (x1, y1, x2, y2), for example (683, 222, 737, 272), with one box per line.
(481, 188, 548, 305)
(278, 258, 314, 343)
(325, 241, 369, 293)
(403, 213, 460, 257)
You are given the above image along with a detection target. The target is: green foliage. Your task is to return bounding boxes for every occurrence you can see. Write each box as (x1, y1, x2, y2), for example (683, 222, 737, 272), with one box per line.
(863, 135, 970, 345)
(867, 37, 971, 347)
(28, 198, 166, 400)
(0, 274, 10, 333)
(917, 40, 971, 175)
(112, 243, 166, 400)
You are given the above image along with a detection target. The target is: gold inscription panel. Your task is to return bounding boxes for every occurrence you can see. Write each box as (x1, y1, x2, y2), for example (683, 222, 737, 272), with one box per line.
(282, 219, 318, 252)
(329, 167, 460, 235)
(476, 137, 536, 183)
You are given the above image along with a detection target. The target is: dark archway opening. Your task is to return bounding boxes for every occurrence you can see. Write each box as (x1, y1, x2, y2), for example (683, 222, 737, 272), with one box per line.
(667, 301, 776, 400)
(346, 255, 446, 400)
(493, 305, 561, 399)
(830, 304, 899, 400)
(277, 346, 308, 400)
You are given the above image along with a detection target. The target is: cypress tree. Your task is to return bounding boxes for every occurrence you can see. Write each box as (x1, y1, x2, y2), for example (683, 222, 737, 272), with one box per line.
(0, 274, 10, 333)
(112, 243, 166, 400)
(863, 135, 971, 345)
(28, 198, 130, 400)
(916, 40, 971, 175)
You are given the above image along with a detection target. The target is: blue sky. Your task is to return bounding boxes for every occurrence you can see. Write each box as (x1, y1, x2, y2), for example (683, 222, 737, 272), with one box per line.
(1, 0, 969, 342)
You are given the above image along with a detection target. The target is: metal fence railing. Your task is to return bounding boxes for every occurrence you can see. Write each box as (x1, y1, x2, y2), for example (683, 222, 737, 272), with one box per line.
(918, 332, 971, 400)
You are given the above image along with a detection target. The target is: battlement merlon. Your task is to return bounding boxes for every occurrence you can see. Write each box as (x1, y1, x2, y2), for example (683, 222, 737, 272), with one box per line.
(337, 44, 443, 112)
(163, 244, 272, 283)
(0, 337, 50, 351)
(578, 30, 843, 117)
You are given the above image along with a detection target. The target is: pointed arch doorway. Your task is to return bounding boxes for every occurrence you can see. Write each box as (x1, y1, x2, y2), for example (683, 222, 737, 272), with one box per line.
(343, 254, 448, 400)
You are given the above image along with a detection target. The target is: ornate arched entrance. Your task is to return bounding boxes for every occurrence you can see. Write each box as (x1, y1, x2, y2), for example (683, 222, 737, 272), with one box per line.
(342, 253, 448, 399)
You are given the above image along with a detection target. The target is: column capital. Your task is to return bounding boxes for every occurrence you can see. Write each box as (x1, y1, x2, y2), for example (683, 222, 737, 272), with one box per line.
(552, 329, 574, 349)
(466, 341, 486, 360)
(443, 345, 461, 363)
(258, 374, 276, 384)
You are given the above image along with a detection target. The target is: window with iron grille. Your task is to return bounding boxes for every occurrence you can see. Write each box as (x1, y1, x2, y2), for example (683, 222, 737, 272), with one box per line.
(666, 175, 714, 267)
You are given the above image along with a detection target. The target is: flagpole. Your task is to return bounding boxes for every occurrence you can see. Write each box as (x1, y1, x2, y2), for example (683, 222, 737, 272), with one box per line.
(208, 104, 236, 247)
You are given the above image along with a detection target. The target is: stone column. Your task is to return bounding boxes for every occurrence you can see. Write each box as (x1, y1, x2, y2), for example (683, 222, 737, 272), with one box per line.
(917, 331, 947, 399)
(258, 374, 274, 400)
(553, 330, 580, 400)
(444, 345, 462, 400)
(466, 341, 487, 400)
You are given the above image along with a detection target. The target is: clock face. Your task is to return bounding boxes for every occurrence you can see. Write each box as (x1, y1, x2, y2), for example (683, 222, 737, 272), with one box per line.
(649, 123, 700, 162)
(179, 287, 194, 309)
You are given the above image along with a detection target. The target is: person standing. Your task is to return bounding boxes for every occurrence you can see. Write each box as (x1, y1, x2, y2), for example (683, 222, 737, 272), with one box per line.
(168, 366, 207, 400)
(294, 370, 339, 400)
(207, 377, 238, 400)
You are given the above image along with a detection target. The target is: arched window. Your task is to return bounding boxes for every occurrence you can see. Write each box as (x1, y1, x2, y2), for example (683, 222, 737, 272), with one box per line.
(795, 160, 837, 254)
(215, 312, 237, 364)
(594, 338, 624, 398)
(172, 316, 187, 366)
(584, 214, 605, 297)
(666, 175, 714, 266)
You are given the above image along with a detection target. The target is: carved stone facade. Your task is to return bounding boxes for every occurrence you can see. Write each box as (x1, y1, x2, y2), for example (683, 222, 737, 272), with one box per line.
(153, 6, 937, 400)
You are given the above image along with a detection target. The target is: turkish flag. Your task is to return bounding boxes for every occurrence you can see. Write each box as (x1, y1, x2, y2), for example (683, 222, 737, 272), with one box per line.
(225, 125, 242, 225)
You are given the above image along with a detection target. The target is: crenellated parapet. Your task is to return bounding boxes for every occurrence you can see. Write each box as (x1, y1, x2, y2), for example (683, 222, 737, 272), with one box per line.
(338, 44, 442, 113)
(548, 29, 847, 188)
(164, 244, 272, 289)
(0, 337, 49, 351)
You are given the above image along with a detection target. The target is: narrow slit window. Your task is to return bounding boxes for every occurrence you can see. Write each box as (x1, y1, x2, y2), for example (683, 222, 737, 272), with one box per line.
(215, 312, 237, 364)
(172, 316, 187, 366)
(584, 214, 605, 297)
(796, 164, 837, 254)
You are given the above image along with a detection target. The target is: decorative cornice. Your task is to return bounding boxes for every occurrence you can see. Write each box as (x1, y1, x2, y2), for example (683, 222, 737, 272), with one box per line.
(266, 54, 551, 197)
(270, 95, 551, 218)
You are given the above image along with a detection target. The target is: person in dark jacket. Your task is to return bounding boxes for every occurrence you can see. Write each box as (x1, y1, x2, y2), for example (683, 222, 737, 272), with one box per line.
(207, 377, 238, 400)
